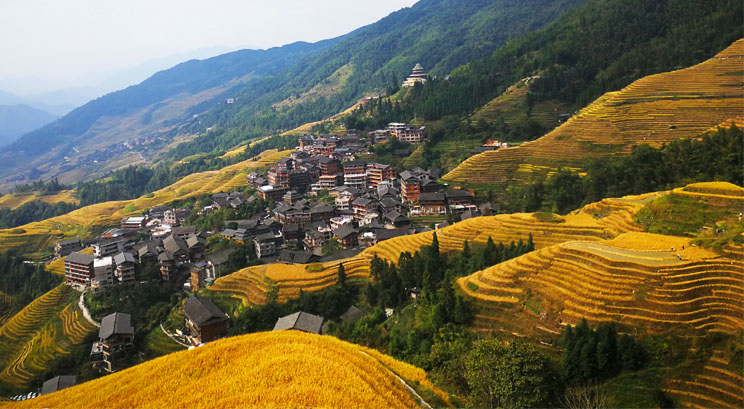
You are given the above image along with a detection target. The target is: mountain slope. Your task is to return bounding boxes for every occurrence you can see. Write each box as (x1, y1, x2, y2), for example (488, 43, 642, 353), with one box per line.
(0, 0, 586, 189)
(0, 149, 291, 256)
(443, 38, 744, 185)
(209, 190, 660, 305)
(104, 0, 589, 161)
(1, 331, 449, 409)
(0, 41, 336, 187)
(0, 105, 57, 147)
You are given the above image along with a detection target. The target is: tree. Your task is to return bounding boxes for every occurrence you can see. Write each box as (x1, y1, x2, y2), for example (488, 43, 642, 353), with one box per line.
(465, 340, 562, 408)
(562, 383, 609, 409)
(337, 263, 347, 288)
(321, 238, 342, 256)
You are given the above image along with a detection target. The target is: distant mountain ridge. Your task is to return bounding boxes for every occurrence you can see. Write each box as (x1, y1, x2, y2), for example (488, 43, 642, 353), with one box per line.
(0, 104, 57, 147)
(0, 40, 338, 188)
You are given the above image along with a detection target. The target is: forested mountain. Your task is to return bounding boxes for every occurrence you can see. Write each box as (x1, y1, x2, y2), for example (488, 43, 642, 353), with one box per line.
(166, 0, 587, 159)
(0, 0, 586, 189)
(404, 0, 743, 121)
(0, 40, 337, 188)
(0, 105, 57, 147)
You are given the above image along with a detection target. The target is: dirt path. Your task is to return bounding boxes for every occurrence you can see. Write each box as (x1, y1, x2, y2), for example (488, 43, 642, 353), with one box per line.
(78, 291, 100, 328)
(160, 323, 191, 347)
(358, 350, 432, 409)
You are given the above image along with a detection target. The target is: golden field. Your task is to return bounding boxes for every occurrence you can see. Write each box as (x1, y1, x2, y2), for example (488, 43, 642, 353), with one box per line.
(0, 149, 291, 256)
(210, 191, 662, 306)
(0, 284, 95, 389)
(0, 331, 449, 409)
(0, 190, 79, 210)
(663, 348, 744, 409)
(443, 39, 744, 185)
(457, 235, 741, 335)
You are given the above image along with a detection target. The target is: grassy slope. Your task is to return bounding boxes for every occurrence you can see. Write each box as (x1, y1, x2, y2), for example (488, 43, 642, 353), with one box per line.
(469, 80, 571, 130)
(0, 149, 291, 257)
(1, 331, 450, 409)
(443, 39, 744, 185)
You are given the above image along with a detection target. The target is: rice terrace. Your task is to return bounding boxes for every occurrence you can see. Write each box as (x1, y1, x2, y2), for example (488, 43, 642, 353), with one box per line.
(0, 1, 741, 408)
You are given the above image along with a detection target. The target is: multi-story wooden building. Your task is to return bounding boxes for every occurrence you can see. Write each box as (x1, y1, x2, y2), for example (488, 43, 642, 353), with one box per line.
(318, 157, 341, 175)
(113, 252, 137, 283)
(184, 296, 229, 344)
(367, 163, 396, 188)
(64, 252, 96, 290)
(257, 184, 290, 202)
(164, 208, 190, 226)
(402, 63, 428, 87)
(55, 238, 83, 258)
(98, 312, 134, 372)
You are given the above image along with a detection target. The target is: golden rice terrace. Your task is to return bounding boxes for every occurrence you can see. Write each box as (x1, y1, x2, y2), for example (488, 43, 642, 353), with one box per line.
(444, 39, 744, 185)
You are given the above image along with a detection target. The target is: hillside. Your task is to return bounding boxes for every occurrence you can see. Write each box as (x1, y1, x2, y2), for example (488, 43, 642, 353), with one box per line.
(1, 331, 449, 409)
(0, 0, 585, 190)
(443, 39, 744, 185)
(0, 284, 95, 391)
(454, 183, 744, 409)
(0, 250, 97, 391)
(134, 0, 588, 161)
(0, 149, 290, 257)
(0, 190, 78, 210)
(209, 190, 660, 306)
(0, 105, 57, 147)
(0, 42, 333, 189)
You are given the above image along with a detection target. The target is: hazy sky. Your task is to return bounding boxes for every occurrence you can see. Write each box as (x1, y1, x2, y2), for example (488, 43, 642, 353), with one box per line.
(0, 0, 418, 96)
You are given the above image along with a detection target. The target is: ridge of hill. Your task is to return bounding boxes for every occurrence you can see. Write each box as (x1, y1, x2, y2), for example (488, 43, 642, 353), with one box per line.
(0, 149, 290, 257)
(443, 39, 744, 185)
(0, 105, 57, 148)
(0, 331, 450, 409)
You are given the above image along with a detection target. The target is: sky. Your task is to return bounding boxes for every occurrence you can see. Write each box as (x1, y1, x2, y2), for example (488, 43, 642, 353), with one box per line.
(0, 0, 418, 100)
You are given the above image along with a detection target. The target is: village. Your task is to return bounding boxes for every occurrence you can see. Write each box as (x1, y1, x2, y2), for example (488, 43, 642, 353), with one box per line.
(48, 64, 510, 379)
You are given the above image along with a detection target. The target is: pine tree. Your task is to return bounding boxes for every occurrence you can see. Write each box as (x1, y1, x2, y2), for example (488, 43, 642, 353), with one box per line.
(484, 236, 497, 266)
(462, 240, 471, 259)
(595, 322, 618, 377)
(441, 281, 456, 321)
(337, 263, 346, 288)
(453, 296, 471, 324)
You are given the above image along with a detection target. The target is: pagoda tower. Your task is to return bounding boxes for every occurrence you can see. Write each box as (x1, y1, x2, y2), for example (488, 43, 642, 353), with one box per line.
(402, 63, 428, 87)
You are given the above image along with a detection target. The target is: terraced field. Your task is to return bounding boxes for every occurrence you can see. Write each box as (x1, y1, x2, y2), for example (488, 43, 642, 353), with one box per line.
(674, 181, 744, 208)
(664, 349, 744, 409)
(0, 190, 79, 210)
(444, 39, 744, 185)
(458, 233, 742, 335)
(210, 258, 372, 306)
(0, 285, 95, 389)
(2, 331, 450, 409)
(210, 192, 659, 306)
(0, 292, 12, 327)
(469, 80, 569, 130)
(0, 149, 291, 256)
